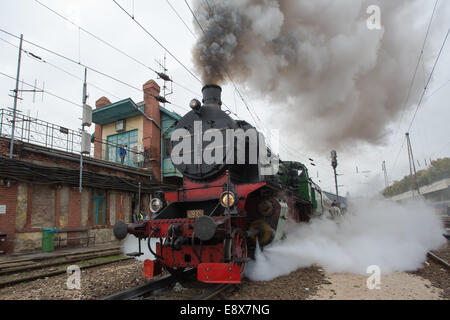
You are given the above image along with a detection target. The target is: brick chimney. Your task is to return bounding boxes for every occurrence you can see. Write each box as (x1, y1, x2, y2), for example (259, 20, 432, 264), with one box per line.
(142, 80, 162, 181)
(96, 96, 111, 109)
(93, 97, 111, 159)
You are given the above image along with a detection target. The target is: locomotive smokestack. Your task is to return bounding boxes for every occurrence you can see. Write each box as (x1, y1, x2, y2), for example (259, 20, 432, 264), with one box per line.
(202, 84, 222, 108)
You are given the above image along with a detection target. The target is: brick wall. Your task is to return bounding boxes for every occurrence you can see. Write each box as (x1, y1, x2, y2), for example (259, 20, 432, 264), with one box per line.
(0, 182, 17, 253)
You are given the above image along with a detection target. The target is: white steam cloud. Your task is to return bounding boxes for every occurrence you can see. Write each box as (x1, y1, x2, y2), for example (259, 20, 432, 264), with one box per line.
(122, 235, 159, 262)
(245, 198, 446, 280)
(192, 0, 440, 151)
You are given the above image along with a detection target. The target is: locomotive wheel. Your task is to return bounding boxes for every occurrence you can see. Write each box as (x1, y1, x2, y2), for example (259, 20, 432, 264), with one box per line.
(230, 229, 247, 274)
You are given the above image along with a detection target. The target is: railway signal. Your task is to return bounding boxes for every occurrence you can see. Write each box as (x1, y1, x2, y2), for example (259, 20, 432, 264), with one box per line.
(331, 150, 339, 202)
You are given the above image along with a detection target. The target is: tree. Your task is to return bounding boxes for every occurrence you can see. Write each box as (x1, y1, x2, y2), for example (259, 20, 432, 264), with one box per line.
(382, 157, 450, 197)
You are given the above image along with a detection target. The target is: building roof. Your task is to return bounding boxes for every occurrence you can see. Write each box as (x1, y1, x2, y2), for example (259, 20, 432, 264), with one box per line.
(92, 98, 145, 125)
(160, 105, 182, 120)
(92, 98, 182, 125)
(323, 191, 347, 204)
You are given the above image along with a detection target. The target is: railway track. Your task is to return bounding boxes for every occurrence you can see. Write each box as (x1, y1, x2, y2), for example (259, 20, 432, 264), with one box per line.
(0, 254, 132, 289)
(427, 251, 450, 270)
(102, 269, 233, 300)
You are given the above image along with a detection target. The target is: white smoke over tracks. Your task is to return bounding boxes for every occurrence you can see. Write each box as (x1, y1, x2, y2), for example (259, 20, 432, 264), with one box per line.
(191, 0, 438, 151)
(122, 235, 159, 262)
(244, 198, 446, 281)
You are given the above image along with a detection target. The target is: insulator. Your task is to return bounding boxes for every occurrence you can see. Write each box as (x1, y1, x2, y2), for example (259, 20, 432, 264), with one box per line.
(155, 95, 170, 104)
(157, 72, 172, 82)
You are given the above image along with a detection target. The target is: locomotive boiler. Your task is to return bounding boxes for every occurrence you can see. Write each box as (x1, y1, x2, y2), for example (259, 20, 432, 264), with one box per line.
(113, 84, 328, 283)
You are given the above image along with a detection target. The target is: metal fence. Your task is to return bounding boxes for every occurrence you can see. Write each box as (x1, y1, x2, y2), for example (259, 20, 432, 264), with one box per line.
(0, 108, 151, 168)
(0, 108, 87, 154)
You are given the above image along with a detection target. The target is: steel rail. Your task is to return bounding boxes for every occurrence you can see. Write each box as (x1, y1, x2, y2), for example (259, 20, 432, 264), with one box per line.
(102, 269, 196, 300)
(192, 283, 232, 300)
(427, 251, 450, 270)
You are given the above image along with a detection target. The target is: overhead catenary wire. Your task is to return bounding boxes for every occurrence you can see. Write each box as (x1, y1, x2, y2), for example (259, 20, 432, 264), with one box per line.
(0, 28, 189, 116)
(33, 0, 206, 104)
(406, 28, 449, 133)
(166, 0, 197, 39)
(190, 0, 326, 167)
(390, 27, 450, 176)
(33, 0, 160, 75)
(0, 35, 121, 100)
(388, 0, 441, 174)
(112, 0, 203, 84)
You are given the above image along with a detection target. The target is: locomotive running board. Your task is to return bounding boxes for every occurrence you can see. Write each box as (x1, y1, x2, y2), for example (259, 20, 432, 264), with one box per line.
(197, 263, 241, 284)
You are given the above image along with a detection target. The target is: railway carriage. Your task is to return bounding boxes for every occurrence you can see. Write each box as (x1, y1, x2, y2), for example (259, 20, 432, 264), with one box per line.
(113, 85, 328, 284)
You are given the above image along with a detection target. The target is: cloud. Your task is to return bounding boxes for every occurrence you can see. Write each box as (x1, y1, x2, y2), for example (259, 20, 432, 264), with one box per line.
(192, 0, 432, 152)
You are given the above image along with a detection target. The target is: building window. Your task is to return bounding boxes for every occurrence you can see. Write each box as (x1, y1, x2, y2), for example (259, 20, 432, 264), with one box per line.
(106, 129, 138, 166)
(115, 119, 126, 132)
(165, 138, 172, 158)
(92, 190, 106, 226)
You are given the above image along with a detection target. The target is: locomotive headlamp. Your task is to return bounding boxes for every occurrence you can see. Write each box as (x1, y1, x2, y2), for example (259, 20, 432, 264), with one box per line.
(189, 98, 202, 111)
(220, 191, 236, 208)
(150, 198, 163, 213)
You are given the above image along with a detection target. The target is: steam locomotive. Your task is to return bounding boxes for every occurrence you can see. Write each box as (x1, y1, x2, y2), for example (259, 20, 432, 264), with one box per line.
(113, 85, 330, 284)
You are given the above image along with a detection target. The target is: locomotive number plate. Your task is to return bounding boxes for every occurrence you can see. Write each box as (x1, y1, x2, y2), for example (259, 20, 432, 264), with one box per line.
(187, 209, 204, 219)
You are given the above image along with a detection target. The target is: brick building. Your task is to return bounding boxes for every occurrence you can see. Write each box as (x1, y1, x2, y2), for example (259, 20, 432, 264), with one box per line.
(0, 79, 182, 254)
(92, 79, 182, 184)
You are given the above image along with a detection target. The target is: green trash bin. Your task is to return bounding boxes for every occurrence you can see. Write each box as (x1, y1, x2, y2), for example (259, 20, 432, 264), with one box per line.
(41, 229, 57, 252)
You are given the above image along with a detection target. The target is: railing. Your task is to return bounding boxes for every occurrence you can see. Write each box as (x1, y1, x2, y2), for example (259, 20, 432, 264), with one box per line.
(0, 108, 151, 168)
(0, 108, 86, 154)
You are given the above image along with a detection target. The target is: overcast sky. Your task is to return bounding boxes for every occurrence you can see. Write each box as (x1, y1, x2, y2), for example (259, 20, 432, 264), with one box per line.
(0, 0, 449, 197)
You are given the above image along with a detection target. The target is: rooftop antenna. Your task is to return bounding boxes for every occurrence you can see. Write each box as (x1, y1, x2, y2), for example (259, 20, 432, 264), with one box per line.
(155, 53, 173, 106)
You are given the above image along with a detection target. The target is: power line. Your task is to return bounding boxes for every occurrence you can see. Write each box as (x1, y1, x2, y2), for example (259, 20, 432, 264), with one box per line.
(112, 0, 202, 84)
(31, 0, 205, 108)
(0, 28, 144, 93)
(393, 0, 439, 135)
(190, 0, 327, 168)
(0, 28, 190, 115)
(33, 0, 160, 74)
(0, 35, 121, 100)
(184, 0, 206, 35)
(0, 71, 81, 107)
(390, 26, 448, 175)
(407, 28, 449, 133)
(187, 0, 261, 126)
(389, 0, 440, 173)
(166, 0, 197, 39)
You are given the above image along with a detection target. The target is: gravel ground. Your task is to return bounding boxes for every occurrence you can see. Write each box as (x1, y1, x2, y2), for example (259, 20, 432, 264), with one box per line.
(226, 266, 325, 300)
(0, 260, 148, 300)
(310, 243, 449, 300)
(0, 244, 447, 300)
(156, 265, 326, 300)
(310, 272, 443, 300)
(410, 243, 449, 300)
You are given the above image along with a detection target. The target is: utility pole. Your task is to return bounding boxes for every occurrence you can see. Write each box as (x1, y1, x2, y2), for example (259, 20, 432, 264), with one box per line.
(406, 133, 420, 197)
(382, 160, 389, 188)
(9, 34, 23, 159)
(331, 150, 339, 202)
(79, 68, 92, 192)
